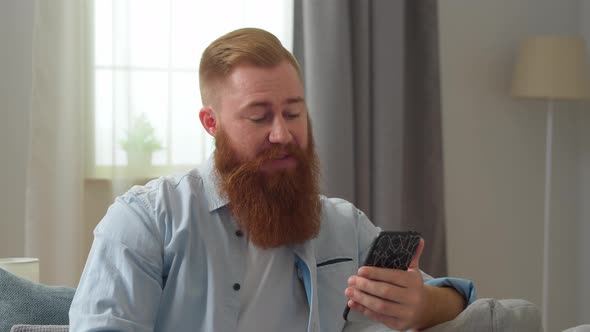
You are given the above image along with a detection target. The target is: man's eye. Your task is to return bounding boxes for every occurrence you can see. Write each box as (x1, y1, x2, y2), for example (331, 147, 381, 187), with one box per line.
(286, 113, 300, 120)
(249, 116, 267, 123)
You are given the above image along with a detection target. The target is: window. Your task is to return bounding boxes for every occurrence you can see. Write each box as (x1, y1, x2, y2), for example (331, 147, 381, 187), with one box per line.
(92, 0, 293, 177)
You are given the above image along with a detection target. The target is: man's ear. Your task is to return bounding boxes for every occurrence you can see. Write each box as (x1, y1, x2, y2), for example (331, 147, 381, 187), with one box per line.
(199, 107, 217, 137)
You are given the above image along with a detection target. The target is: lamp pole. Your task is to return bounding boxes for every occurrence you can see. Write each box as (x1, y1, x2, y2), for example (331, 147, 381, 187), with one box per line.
(542, 99, 554, 330)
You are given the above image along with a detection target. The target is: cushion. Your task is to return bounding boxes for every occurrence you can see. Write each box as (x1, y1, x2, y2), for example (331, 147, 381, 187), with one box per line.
(424, 298, 542, 332)
(10, 326, 68, 332)
(0, 269, 75, 332)
(344, 297, 542, 332)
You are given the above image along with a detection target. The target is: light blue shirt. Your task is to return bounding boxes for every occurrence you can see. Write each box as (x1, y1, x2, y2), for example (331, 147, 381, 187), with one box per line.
(69, 157, 476, 331)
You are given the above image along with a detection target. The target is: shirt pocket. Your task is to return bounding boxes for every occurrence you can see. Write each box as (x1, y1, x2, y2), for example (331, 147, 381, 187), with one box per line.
(317, 257, 353, 268)
(316, 258, 356, 332)
(316, 256, 356, 294)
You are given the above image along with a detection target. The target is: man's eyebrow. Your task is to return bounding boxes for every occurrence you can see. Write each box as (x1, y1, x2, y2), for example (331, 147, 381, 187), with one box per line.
(285, 97, 305, 105)
(243, 97, 305, 109)
(244, 101, 272, 109)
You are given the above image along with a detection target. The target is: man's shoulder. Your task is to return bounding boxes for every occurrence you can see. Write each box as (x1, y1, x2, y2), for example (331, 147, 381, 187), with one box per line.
(94, 167, 212, 247)
(319, 196, 372, 233)
(320, 196, 362, 221)
(128, 168, 203, 193)
(121, 168, 207, 211)
(320, 195, 353, 207)
(314, 196, 379, 261)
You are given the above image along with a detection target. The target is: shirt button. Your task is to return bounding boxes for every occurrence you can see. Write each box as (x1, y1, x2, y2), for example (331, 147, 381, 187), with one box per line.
(235, 230, 244, 237)
(233, 283, 241, 291)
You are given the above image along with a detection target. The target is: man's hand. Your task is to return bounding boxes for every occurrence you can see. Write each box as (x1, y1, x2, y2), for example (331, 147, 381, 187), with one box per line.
(344, 239, 430, 331)
(345, 239, 467, 330)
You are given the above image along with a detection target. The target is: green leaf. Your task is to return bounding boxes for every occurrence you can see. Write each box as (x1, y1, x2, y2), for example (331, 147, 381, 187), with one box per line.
(119, 113, 164, 153)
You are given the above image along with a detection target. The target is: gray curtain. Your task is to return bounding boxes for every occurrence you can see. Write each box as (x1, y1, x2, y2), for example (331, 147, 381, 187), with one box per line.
(294, 0, 447, 277)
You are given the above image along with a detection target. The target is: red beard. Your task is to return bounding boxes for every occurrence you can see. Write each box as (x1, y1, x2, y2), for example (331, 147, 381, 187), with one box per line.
(214, 126, 321, 248)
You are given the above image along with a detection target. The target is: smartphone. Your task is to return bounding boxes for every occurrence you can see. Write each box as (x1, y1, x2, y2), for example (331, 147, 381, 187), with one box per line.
(343, 230, 422, 321)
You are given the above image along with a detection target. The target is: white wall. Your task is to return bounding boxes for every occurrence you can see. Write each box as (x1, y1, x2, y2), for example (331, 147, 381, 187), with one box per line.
(439, 0, 584, 331)
(576, 110, 590, 324)
(0, 0, 34, 257)
(578, 1, 590, 323)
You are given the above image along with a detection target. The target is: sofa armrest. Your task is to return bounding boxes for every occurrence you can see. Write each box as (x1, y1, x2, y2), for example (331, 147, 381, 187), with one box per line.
(10, 325, 69, 332)
(0, 269, 74, 332)
(423, 298, 542, 332)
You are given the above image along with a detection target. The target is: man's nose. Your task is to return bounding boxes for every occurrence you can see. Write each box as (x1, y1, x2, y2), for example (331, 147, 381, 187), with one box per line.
(268, 117, 293, 145)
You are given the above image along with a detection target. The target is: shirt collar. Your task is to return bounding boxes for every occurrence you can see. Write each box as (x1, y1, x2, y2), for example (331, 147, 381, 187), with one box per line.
(197, 155, 229, 212)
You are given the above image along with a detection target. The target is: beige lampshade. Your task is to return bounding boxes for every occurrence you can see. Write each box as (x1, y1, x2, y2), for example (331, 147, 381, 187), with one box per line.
(511, 36, 590, 100)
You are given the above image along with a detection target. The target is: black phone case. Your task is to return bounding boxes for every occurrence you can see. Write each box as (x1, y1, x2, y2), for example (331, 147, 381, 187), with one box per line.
(343, 231, 422, 321)
(363, 231, 422, 270)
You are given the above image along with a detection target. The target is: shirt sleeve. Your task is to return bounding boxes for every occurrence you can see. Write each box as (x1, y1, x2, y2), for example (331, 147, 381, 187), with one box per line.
(425, 277, 477, 306)
(69, 192, 164, 331)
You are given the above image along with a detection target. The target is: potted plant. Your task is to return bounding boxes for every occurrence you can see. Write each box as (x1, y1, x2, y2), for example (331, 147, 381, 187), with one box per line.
(120, 113, 163, 170)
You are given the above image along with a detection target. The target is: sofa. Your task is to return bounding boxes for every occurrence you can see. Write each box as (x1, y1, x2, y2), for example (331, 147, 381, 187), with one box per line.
(1, 268, 543, 332)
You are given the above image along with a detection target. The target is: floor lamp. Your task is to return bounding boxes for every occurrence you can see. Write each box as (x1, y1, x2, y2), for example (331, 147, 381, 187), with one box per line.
(511, 36, 590, 330)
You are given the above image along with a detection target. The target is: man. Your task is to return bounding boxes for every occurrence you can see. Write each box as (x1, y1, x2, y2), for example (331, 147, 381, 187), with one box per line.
(70, 28, 475, 331)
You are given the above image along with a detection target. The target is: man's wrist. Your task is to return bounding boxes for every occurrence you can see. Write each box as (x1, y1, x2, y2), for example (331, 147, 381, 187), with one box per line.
(415, 285, 466, 330)
(415, 285, 437, 330)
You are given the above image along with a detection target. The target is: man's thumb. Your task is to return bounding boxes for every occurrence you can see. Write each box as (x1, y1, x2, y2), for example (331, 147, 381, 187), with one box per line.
(409, 238, 425, 270)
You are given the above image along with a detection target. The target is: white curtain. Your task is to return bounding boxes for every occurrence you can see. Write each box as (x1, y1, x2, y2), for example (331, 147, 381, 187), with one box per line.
(26, 0, 91, 287)
(26, 0, 294, 287)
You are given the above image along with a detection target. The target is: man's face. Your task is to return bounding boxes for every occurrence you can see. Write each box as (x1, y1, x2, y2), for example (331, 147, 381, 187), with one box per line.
(211, 60, 309, 173)
(199, 60, 321, 248)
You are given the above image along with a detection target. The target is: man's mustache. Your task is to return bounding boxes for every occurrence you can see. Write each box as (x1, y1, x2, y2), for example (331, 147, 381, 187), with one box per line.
(237, 143, 305, 170)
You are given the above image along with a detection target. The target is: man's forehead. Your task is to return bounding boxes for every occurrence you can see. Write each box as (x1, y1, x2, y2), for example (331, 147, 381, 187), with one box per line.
(221, 63, 304, 107)
(227, 61, 301, 84)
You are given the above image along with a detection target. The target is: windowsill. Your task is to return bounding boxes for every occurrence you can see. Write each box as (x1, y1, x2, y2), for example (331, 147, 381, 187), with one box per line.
(86, 164, 198, 181)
